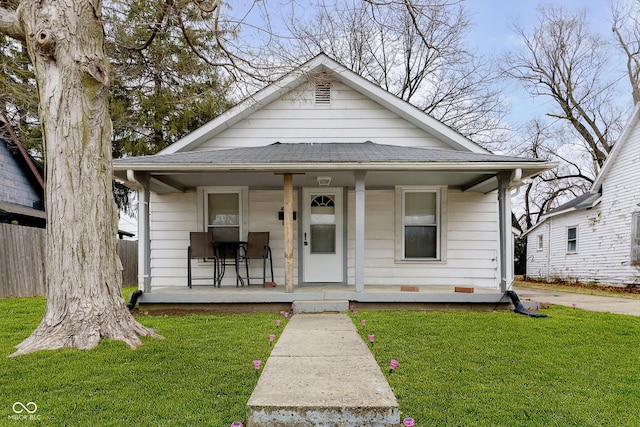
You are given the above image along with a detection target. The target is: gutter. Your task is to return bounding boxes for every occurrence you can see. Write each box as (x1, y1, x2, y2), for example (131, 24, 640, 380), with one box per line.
(113, 161, 558, 173)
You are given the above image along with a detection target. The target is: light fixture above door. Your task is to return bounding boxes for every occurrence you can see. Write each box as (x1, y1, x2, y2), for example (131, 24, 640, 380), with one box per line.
(316, 176, 331, 186)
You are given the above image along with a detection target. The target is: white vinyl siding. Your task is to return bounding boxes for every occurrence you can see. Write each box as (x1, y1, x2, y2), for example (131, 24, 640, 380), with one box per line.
(149, 191, 198, 287)
(525, 222, 550, 280)
(347, 189, 499, 288)
(195, 81, 450, 150)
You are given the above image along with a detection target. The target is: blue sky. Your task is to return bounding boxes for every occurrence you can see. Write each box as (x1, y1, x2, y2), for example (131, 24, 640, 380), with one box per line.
(464, 0, 621, 126)
(465, 0, 613, 53)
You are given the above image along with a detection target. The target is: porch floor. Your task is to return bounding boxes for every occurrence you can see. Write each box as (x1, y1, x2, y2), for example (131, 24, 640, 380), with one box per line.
(136, 284, 509, 307)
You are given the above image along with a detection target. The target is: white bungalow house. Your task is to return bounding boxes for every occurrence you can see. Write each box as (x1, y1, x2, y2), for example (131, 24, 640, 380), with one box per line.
(114, 54, 555, 306)
(524, 107, 640, 286)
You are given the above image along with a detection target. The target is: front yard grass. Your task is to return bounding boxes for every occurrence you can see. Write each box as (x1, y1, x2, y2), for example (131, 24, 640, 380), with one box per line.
(355, 308, 640, 426)
(2, 291, 639, 426)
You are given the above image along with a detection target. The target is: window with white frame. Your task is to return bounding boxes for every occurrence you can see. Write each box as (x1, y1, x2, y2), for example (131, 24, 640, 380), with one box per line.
(398, 187, 442, 260)
(204, 189, 244, 242)
(537, 234, 544, 251)
(567, 226, 578, 253)
(631, 212, 640, 266)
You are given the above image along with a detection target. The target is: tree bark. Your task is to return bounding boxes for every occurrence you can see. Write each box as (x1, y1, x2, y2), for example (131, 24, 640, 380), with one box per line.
(3, 0, 160, 357)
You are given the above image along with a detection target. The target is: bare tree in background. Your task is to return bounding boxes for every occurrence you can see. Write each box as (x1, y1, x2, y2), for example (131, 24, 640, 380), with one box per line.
(513, 119, 593, 229)
(275, 0, 506, 149)
(503, 4, 634, 230)
(611, 0, 640, 105)
(503, 5, 624, 171)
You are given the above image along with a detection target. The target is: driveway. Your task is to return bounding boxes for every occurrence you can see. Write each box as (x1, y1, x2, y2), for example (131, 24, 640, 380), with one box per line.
(513, 286, 640, 317)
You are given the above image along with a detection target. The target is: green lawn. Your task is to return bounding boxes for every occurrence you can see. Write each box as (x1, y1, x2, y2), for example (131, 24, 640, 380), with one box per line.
(2, 292, 639, 426)
(354, 309, 640, 426)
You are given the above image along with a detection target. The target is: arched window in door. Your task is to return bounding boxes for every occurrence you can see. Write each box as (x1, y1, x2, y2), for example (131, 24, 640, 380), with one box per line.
(310, 195, 335, 253)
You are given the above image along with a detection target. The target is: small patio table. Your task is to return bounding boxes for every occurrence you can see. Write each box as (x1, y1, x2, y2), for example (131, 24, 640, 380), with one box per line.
(214, 241, 247, 287)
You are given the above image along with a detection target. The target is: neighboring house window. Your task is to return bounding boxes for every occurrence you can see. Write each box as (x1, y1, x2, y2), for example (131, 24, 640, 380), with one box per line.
(537, 234, 544, 251)
(204, 189, 245, 242)
(567, 226, 578, 253)
(397, 187, 444, 260)
(632, 212, 640, 266)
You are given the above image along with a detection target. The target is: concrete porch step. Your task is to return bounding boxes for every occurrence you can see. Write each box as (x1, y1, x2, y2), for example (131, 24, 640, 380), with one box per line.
(246, 313, 399, 426)
(292, 299, 349, 313)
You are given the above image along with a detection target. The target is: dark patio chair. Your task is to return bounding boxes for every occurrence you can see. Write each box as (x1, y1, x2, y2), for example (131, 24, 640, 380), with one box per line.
(187, 231, 219, 288)
(239, 232, 274, 287)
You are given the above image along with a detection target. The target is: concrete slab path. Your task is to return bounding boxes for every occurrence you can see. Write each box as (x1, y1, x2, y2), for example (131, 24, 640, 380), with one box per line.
(514, 287, 640, 317)
(246, 313, 399, 427)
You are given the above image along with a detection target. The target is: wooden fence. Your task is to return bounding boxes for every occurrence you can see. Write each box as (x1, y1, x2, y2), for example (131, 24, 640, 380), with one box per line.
(0, 223, 138, 298)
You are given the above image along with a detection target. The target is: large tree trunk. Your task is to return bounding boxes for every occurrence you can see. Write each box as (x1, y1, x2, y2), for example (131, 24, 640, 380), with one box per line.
(8, 0, 160, 357)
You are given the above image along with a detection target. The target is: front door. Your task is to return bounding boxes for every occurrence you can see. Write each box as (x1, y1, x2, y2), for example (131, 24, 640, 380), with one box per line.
(302, 187, 343, 282)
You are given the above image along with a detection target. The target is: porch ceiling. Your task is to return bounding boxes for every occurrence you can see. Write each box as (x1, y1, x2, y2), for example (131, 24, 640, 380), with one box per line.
(131, 170, 498, 193)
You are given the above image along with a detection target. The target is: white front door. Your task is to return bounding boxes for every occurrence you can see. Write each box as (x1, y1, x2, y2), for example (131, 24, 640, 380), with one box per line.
(302, 187, 343, 283)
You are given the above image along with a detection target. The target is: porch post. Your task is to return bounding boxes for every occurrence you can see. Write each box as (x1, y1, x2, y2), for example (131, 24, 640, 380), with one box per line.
(354, 172, 366, 292)
(283, 173, 294, 293)
(497, 172, 513, 293)
(128, 171, 151, 293)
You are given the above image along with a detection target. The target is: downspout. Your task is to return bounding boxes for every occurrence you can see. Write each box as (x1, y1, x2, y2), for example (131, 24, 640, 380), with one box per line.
(546, 217, 552, 282)
(127, 170, 151, 294)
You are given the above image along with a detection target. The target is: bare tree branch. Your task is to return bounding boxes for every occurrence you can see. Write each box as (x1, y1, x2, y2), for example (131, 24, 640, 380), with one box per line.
(503, 5, 623, 171)
(611, 0, 640, 105)
(0, 6, 25, 42)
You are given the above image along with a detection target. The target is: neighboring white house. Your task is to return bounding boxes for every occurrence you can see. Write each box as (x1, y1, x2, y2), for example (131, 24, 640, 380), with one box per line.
(525, 107, 640, 286)
(113, 54, 554, 305)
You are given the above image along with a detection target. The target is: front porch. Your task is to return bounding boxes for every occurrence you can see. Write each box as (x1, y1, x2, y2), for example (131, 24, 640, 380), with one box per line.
(135, 284, 510, 309)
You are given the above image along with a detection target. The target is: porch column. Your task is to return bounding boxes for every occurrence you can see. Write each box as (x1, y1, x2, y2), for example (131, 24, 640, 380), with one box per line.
(128, 171, 151, 293)
(142, 175, 152, 293)
(355, 172, 366, 292)
(497, 172, 513, 293)
(283, 173, 294, 293)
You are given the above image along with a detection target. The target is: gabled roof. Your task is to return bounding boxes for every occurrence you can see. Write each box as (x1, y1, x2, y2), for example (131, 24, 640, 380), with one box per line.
(160, 53, 491, 155)
(1, 116, 45, 192)
(591, 106, 640, 193)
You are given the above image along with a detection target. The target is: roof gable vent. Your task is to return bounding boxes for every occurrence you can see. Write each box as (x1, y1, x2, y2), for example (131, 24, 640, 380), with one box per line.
(314, 80, 331, 105)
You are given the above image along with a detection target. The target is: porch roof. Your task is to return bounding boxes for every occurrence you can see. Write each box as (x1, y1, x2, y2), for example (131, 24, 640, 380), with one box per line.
(115, 141, 551, 170)
(113, 142, 556, 194)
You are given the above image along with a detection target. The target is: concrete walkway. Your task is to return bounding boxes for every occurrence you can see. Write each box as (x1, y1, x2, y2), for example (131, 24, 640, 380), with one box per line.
(514, 286, 640, 316)
(246, 313, 399, 427)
